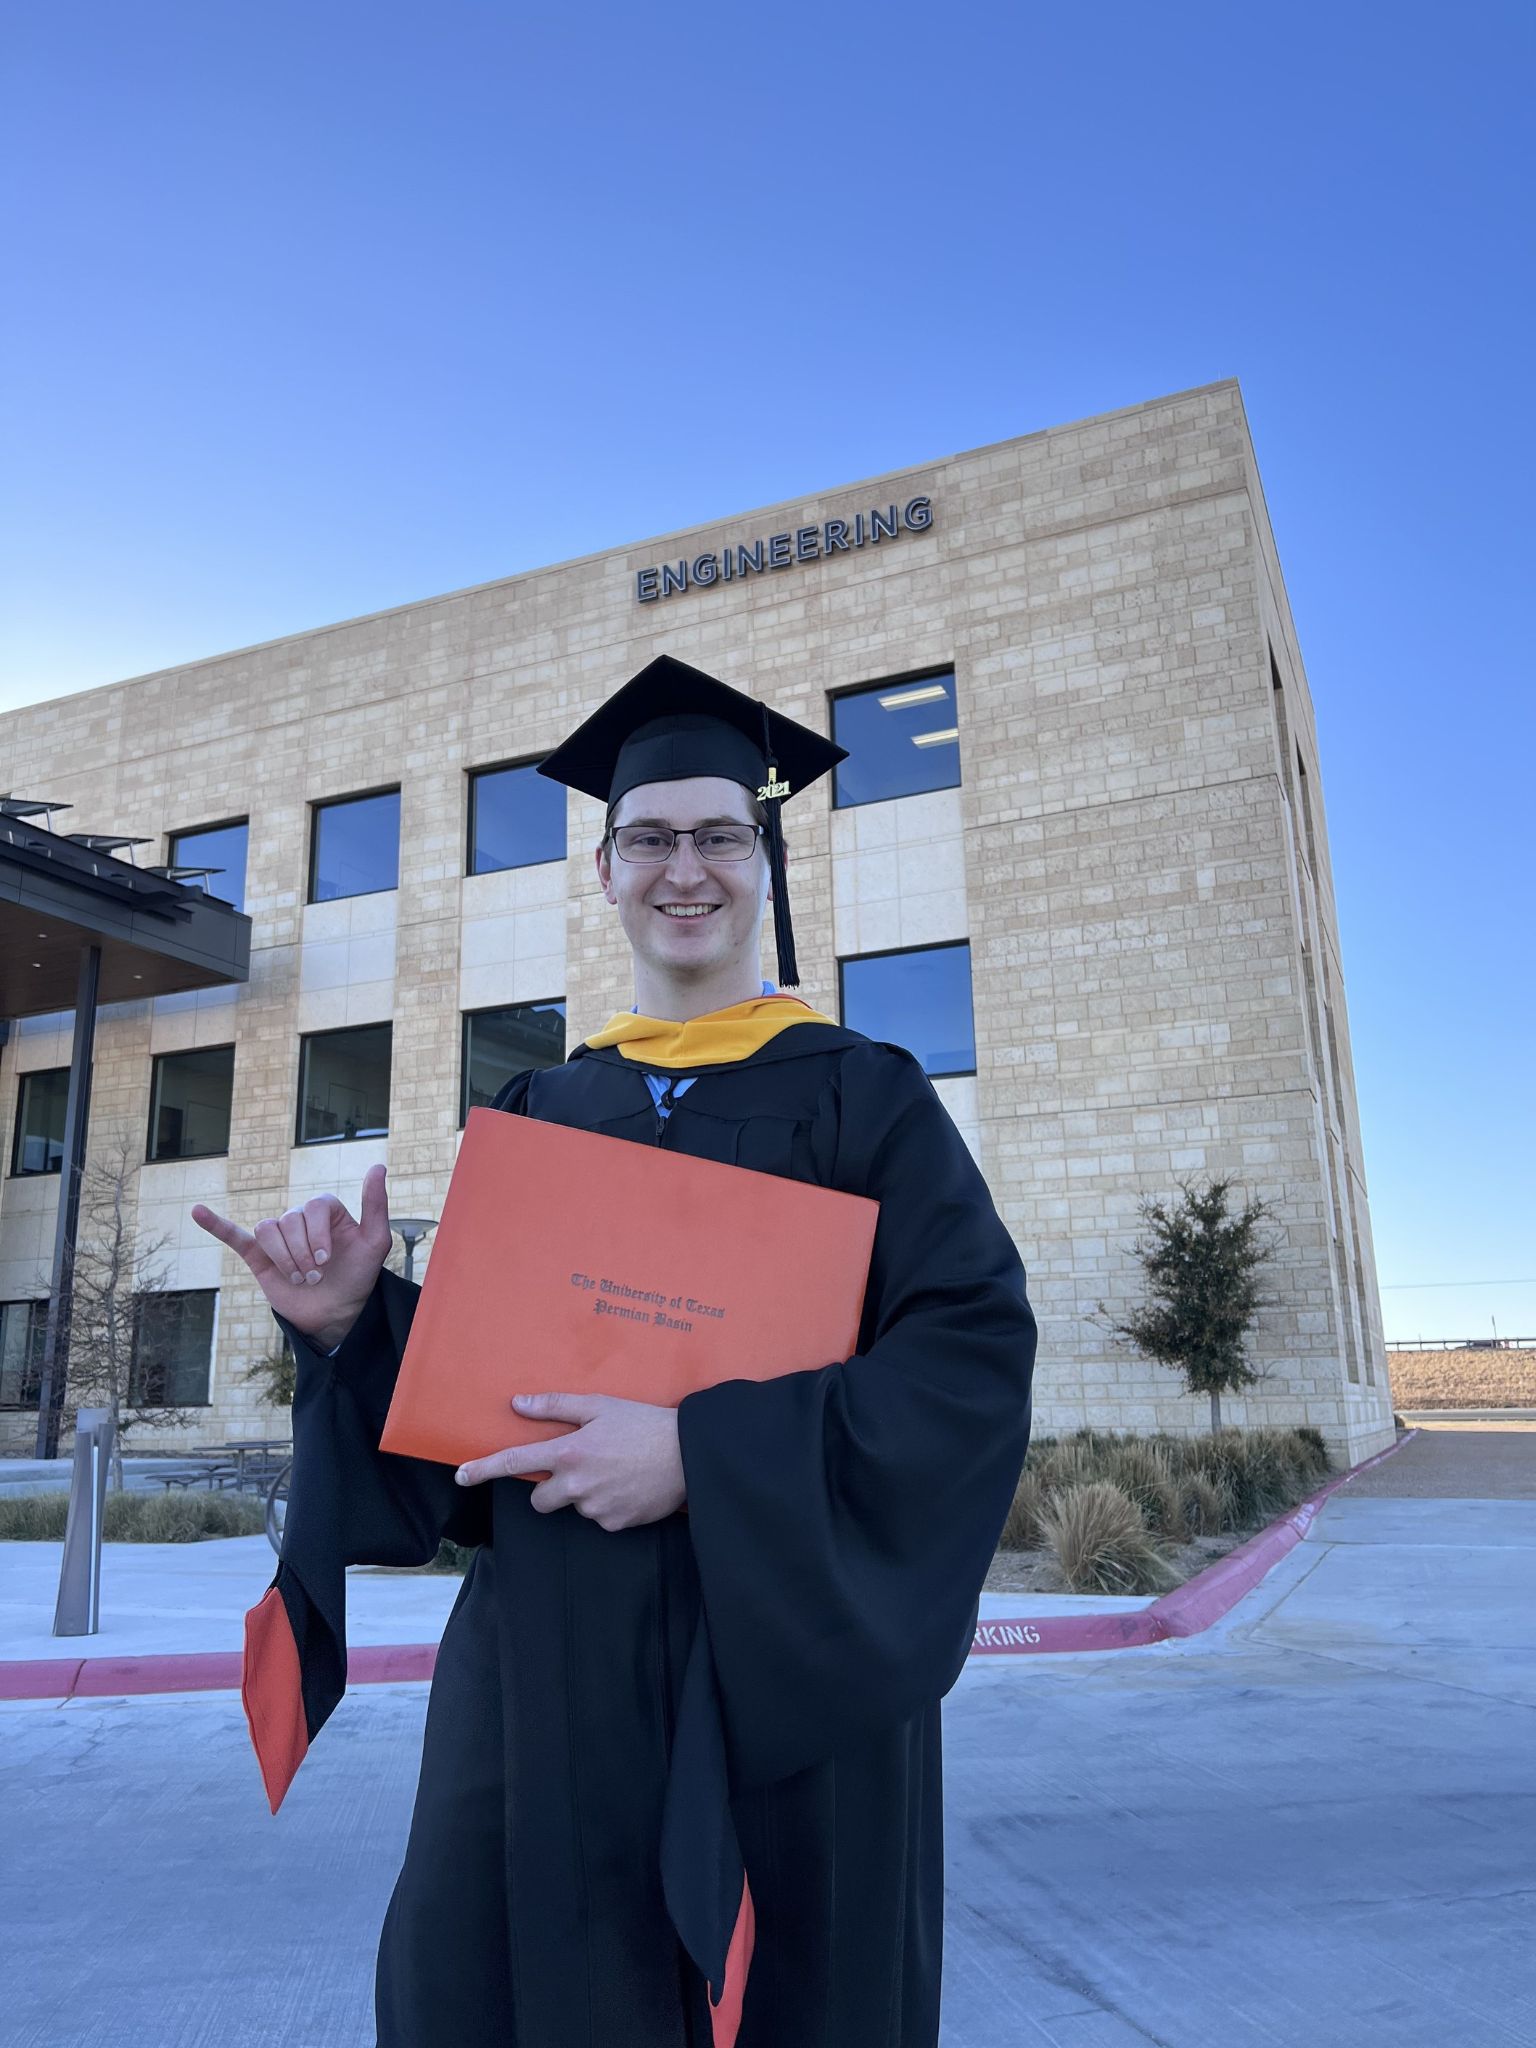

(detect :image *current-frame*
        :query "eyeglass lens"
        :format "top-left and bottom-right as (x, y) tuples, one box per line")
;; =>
(612, 825), (758, 862)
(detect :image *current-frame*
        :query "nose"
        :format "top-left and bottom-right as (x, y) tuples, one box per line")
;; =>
(661, 834), (711, 887)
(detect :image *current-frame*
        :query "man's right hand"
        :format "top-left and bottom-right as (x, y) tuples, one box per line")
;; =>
(191, 1163), (393, 1352)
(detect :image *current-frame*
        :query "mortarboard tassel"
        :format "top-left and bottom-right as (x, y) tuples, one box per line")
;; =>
(759, 706), (799, 989)
(764, 797), (798, 989)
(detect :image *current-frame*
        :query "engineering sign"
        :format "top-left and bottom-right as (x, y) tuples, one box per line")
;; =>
(636, 496), (935, 604)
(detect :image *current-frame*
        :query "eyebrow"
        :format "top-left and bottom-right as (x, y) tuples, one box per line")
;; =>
(619, 814), (755, 828)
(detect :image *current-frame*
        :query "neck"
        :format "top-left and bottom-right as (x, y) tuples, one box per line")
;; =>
(629, 957), (770, 1023)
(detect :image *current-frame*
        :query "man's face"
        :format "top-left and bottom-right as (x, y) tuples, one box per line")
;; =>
(595, 775), (770, 983)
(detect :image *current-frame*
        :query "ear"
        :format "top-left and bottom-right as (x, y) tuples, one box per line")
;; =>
(595, 840), (617, 905)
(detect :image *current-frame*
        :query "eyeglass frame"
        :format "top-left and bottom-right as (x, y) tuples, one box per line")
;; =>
(605, 822), (767, 864)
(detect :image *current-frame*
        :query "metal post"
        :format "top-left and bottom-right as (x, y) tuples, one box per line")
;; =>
(53, 1404), (115, 1636)
(34, 943), (101, 1461)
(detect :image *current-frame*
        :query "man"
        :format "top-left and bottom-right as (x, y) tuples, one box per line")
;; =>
(194, 655), (1036, 2048)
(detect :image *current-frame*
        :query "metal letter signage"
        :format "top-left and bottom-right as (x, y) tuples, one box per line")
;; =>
(636, 497), (935, 603)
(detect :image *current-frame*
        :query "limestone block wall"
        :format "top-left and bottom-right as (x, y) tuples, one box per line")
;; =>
(0, 380), (1393, 1461)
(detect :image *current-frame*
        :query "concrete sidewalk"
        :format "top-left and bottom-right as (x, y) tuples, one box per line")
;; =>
(0, 1536), (464, 1662)
(0, 1535), (1146, 1668)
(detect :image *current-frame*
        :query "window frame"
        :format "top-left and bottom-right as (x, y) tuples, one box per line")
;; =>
(128, 1287), (218, 1409)
(146, 1044), (236, 1164)
(459, 998), (568, 1126)
(836, 937), (978, 1079)
(295, 1022), (394, 1147)
(465, 755), (568, 877)
(307, 785), (402, 905)
(167, 816), (250, 912)
(0, 1298), (48, 1411)
(9, 1067), (74, 1179)
(827, 665), (961, 811)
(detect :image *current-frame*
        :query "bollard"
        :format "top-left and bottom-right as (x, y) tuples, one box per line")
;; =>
(53, 1406), (115, 1637)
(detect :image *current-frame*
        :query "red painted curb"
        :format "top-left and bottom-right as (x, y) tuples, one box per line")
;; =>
(0, 1641), (443, 1703)
(0, 1431), (1416, 1700)
(1, 1657), (85, 1700)
(970, 1427), (1417, 1658)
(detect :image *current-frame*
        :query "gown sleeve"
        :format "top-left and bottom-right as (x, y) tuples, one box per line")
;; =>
(241, 1071), (533, 1812)
(675, 1041), (1036, 1790)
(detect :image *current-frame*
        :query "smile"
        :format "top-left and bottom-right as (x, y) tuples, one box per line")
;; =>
(657, 905), (721, 919)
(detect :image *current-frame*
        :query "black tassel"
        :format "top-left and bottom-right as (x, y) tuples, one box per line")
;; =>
(760, 704), (798, 988)
(765, 798), (798, 988)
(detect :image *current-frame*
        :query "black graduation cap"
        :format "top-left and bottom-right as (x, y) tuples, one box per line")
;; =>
(537, 655), (845, 988)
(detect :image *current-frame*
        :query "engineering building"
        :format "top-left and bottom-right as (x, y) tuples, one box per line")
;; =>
(0, 381), (1394, 1463)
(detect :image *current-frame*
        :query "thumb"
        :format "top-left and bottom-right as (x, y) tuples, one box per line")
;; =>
(513, 1392), (601, 1426)
(357, 1162), (390, 1247)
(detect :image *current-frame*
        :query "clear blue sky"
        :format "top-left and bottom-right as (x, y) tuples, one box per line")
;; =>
(2, 2), (1531, 1343)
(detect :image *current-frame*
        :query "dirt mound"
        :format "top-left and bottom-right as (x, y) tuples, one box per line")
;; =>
(1387, 1348), (1536, 1410)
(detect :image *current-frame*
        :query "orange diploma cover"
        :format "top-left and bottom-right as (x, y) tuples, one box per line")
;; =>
(378, 1107), (880, 1467)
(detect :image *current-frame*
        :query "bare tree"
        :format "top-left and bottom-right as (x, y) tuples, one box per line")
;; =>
(1095, 1175), (1284, 1431)
(65, 1127), (200, 1488)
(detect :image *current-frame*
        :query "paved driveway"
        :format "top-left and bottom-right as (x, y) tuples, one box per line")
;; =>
(4, 1431), (1534, 2048)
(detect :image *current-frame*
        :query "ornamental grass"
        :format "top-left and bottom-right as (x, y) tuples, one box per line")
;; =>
(0, 1489), (266, 1542)
(1036, 1481), (1182, 1597)
(1001, 1423), (1334, 1590)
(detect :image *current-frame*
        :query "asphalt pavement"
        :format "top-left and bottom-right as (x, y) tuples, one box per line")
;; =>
(3, 1429), (1534, 2048)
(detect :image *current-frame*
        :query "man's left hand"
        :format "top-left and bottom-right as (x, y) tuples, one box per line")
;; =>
(454, 1393), (686, 1531)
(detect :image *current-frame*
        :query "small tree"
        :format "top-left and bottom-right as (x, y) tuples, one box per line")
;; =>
(1097, 1176), (1283, 1431)
(65, 1128), (200, 1488)
(240, 1336), (296, 1409)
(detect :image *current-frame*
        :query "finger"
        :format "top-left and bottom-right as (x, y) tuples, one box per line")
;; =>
(357, 1163), (390, 1250)
(190, 1204), (257, 1261)
(276, 1212), (319, 1282)
(253, 1219), (313, 1289)
(455, 1440), (569, 1487)
(527, 1476), (575, 1517)
(511, 1392), (604, 1426)
(191, 1205), (277, 1283)
(303, 1196), (339, 1273)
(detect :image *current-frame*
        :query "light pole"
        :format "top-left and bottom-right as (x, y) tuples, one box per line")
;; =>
(390, 1215), (439, 1285)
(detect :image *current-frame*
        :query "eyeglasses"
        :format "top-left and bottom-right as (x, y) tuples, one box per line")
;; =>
(609, 823), (764, 864)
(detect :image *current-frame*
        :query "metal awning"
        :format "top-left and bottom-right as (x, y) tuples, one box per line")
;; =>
(0, 805), (250, 1017)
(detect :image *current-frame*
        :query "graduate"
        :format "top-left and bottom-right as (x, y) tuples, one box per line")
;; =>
(197, 655), (1037, 2048)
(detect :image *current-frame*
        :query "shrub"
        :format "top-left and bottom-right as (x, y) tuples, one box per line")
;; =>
(1176, 1471), (1232, 1537)
(0, 1494), (69, 1540)
(1100, 1442), (1185, 1542)
(429, 1540), (478, 1574)
(999, 1470), (1050, 1551)
(1001, 1421), (1334, 1556)
(1292, 1422), (1329, 1464)
(0, 1489), (265, 1542)
(1038, 1482), (1181, 1597)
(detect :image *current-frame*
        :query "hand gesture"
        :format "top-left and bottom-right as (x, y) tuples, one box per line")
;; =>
(191, 1163), (394, 1349)
(454, 1392), (687, 1531)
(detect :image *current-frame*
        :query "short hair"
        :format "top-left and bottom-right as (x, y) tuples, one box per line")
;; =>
(603, 787), (769, 845)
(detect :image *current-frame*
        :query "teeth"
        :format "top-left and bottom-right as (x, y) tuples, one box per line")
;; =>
(660, 905), (718, 918)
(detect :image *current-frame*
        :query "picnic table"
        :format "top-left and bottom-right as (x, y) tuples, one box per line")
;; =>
(149, 1439), (292, 1494)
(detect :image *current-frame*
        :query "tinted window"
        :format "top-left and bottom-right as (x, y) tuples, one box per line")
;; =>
(170, 821), (249, 911)
(129, 1290), (217, 1406)
(839, 943), (976, 1077)
(148, 1046), (235, 1161)
(310, 791), (400, 902)
(831, 672), (960, 808)
(11, 1069), (71, 1176)
(461, 1002), (567, 1122)
(469, 763), (566, 874)
(0, 1300), (47, 1409)
(298, 1025), (392, 1143)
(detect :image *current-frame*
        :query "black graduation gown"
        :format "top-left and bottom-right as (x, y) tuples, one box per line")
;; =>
(258, 1023), (1036, 2048)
